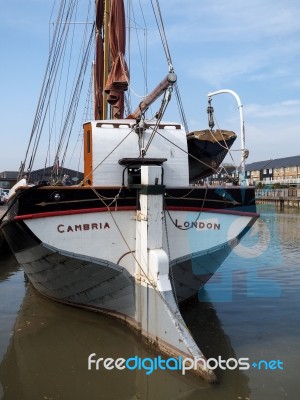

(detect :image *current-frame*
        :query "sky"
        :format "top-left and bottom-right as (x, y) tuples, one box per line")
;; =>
(1, 0), (300, 172)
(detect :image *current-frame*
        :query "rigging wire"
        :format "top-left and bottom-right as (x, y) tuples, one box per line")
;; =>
(66, 65), (94, 175)
(150, 0), (189, 132)
(174, 84), (189, 133)
(85, 185), (196, 341)
(54, 1), (79, 166)
(64, 66), (93, 175)
(45, 0), (61, 176)
(127, 0), (149, 109)
(56, 27), (94, 173)
(148, 126), (238, 182)
(142, 85), (173, 155)
(21, 0), (79, 180)
(54, 1), (94, 175)
(20, 0), (95, 182)
(150, 0), (172, 65)
(46, 2), (79, 178)
(79, 127), (135, 186)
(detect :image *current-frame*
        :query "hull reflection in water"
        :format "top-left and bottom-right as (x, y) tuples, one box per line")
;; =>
(0, 283), (250, 400)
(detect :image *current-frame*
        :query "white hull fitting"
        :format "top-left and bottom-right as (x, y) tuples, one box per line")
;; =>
(134, 166), (215, 381)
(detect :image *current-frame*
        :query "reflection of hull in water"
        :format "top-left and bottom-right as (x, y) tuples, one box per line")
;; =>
(0, 284), (201, 399)
(181, 297), (250, 390)
(0, 245), (19, 282)
(0, 283), (250, 400)
(0, 223), (12, 258)
(187, 129), (237, 182)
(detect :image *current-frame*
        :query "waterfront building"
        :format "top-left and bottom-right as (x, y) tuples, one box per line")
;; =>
(208, 155), (300, 186)
(0, 167), (83, 188)
(245, 155), (300, 185)
(0, 171), (19, 189)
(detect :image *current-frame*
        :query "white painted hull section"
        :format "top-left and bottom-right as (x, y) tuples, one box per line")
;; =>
(24, 209), (253, 276)
(164, 210), (253, 262)
(25, 211), (137, 276)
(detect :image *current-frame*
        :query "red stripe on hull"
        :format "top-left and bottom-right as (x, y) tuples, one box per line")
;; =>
(14, 205), (259, 221)
(166, 206), (260, 218)
(14, 206), (136, 220)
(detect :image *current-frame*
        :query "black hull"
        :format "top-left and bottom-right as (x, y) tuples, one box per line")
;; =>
(187, 130), (237, 182)
(4, 185), (256, 218)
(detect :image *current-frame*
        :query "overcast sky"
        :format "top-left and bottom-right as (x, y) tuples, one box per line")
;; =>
(1, 0), (300, 172)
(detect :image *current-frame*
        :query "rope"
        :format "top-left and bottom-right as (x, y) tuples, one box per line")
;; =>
(165, 187), (196, 199)
(152, 127), (235, 181)
(150, 0), (189, 132)
(127, 0), (149, 109)
(19, 0), (95, 183)
(55, 22), (94, 175)
(23, 0), (80, 180)
(164, 185), (209, 231)
(142, 85), (173, 155)
(150, 0), (172, 65)
(164, 185), (208, 304)
(174, 84), (189, 133)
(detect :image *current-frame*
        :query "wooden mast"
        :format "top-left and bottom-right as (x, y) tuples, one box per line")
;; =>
(102, 0), (110, 120)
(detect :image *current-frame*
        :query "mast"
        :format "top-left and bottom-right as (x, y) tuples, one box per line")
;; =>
(94, 0), (105, 120)
(103, 0), (129, 120)
(94, 0), (113, 121)
(102, 0), (110, 120)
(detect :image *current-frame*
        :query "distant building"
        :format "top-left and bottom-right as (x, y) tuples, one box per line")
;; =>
(0, 171), (19, 189)
(29, 166), (84, 185)
(207, 155), (300, 186)
(0, 171), (19, 179)
(244, 160), (273, 183)
(209, 165), (238, 185)
(0, 167), (84, 188)
(245, 155), (300, 185)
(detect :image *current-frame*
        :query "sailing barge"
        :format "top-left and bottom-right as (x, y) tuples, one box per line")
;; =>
(1, 0), (258, 381)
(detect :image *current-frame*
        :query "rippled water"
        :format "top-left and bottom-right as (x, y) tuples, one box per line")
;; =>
(0, 205), (299, 400)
